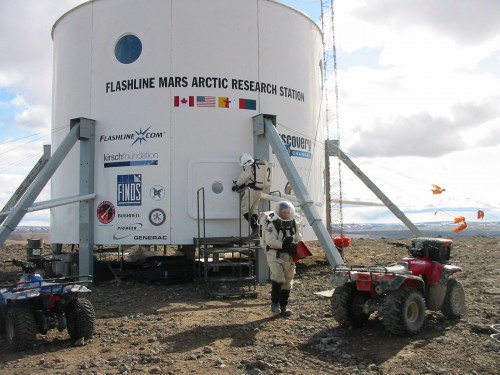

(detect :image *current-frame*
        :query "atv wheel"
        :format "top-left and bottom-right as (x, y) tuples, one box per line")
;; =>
(441, 278), (465, 319)
(66, 298), (96, 340)
(381, 287), (425, 336)
(6, 307), (37, 351)
(331, 282), (370, 328)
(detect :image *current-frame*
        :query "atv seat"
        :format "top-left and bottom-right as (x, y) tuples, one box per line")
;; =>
(379, 262), (409, 274)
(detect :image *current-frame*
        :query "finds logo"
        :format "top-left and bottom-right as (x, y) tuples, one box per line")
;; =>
(117, 174), (142, 206)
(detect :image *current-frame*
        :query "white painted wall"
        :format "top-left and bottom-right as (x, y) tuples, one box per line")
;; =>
(50, 0), (326, 245)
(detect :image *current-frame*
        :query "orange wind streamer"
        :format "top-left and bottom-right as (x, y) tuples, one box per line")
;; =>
(453, 216), (467, 233)
(431, 184), (446, 195)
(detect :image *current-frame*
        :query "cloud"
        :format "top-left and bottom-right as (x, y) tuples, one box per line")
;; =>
(0, 1), (85, 120)
(347, 95), (500, 157)
(349, 112), (463, 157)
(0, 1), (84, 147)
(452, 96), (500, 128)
(0, 3), (52, 104)
(473, 123), (500, 148)
(0, 95), (50, 133)
(337, 0), (500, 72)
(354, 0), (500, 46)
(14, 103), (51, 133)
(332, 0), (500, 167)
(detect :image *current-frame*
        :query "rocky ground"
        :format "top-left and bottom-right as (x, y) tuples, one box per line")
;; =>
(0, 236), (499, 374)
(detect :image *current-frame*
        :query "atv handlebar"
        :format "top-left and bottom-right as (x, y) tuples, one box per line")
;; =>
(8, 259), (38, 273)
(5, 258), (60, 273)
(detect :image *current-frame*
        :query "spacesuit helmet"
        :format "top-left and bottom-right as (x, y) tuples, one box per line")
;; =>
(240, 153), (254, 167)
(275, 201), (295, 221)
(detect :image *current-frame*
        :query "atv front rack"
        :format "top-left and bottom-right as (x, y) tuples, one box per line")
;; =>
(332, 263), (422, 293)
(333, 263), (410, 278)
(1, 275), (93, 294)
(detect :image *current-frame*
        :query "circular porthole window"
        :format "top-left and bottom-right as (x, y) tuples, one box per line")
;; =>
(115, 34), (142, 64)
(211, 181), (224, 195)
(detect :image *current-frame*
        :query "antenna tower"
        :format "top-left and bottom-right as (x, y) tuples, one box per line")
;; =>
(321, 0), (344, 238)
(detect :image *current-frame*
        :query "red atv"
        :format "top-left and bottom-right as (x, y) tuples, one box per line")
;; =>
(331, 237), (465, 336)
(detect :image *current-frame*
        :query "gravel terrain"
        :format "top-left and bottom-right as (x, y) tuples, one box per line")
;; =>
(0, 236), (499, 374)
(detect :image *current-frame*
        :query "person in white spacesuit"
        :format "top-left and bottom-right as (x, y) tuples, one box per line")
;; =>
(232, 153), (263, 238)
(263, 200), (302, 317)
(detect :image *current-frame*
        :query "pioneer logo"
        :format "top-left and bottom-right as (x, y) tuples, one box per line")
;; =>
(112, 222), (144, 240)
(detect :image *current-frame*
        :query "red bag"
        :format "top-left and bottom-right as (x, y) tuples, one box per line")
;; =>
(292, 241), (313, 263)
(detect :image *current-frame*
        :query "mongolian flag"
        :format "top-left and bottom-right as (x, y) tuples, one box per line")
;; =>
(239, 98), (257, 110)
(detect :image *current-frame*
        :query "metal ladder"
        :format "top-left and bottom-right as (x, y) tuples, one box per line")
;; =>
(195, 187), (259, 299)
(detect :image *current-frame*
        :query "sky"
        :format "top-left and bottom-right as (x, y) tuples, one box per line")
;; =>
(0, 0), (499, 228)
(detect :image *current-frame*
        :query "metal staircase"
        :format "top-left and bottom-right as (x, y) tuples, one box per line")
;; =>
(195, 187), (259, 299)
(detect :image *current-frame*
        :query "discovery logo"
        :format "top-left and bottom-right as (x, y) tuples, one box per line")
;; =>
(280, 133), (312, 159)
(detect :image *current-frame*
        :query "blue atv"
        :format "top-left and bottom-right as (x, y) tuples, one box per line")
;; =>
(0, 259), (95, 351)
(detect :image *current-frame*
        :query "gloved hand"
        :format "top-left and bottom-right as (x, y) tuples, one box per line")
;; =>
(232, 180), (240, 192)
(282, 236), (297, 256)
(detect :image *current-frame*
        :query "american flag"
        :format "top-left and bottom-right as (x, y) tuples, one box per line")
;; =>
(196, 96), (216, 107)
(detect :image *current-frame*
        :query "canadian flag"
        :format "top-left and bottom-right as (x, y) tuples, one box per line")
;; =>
(174, 96), (194, 107)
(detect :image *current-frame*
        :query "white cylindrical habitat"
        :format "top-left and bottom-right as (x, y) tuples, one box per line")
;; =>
(50, 0), (326, 245)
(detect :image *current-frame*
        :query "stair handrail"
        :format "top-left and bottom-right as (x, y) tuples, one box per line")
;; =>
(239, 187), (254, 248)
(196, 187), (206, 279)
